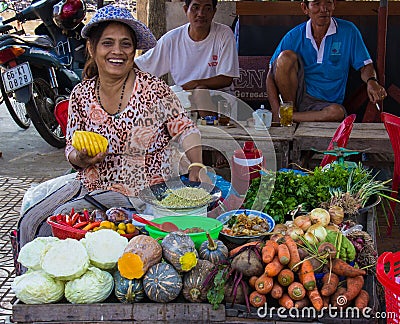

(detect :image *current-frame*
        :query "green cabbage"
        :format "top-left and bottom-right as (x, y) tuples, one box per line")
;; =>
(65, 266), (114, 304)
(41, 238), (90, 281)
(17, 237), (59, 271)
(12, 270), (64, 304)
(82, 229), (128, 270)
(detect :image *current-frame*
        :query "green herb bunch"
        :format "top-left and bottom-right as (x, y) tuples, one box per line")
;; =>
(244, 164), (368, 224)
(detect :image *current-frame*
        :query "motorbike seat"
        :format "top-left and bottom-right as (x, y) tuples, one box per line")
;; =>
(0, 25), (13, 34)
(17, 35), (55, 48)
(1, 34), (55, 49)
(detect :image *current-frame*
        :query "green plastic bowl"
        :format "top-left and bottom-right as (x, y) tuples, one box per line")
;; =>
(145, 216), (223, 249)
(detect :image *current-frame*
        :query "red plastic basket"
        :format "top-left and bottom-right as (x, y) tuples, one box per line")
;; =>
(377, 251), (400, 324)
(47, 215), (137, 240)
(47, 215), (87, 240)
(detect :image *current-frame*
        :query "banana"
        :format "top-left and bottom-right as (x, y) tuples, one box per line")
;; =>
(71, 131), (108, 157)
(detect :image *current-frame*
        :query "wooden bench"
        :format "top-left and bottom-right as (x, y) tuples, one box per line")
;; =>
(292, 122), (392, 166)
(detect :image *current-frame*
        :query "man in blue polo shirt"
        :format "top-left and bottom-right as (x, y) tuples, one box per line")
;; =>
(266, 0), (387, 122)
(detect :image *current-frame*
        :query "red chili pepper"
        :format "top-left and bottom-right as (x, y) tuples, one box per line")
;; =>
(82, 221), (101, 231)
(70, 207), (75, 217)
(73, 221), (89, 229)
(83, 209), (90, 222)
(55, 214), (63, 223)
(71, 213), (80, 226)
(65, 214), (72, 226)
(58, 220), (70, 227)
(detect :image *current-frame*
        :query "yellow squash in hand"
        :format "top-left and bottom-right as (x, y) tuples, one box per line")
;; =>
(72, 131), (108, 157)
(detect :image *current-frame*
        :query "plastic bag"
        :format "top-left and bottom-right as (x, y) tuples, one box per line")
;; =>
(21, 173), (77, 216)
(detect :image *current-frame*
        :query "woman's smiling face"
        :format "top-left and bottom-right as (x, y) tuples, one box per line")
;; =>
(92, 22), (136, 79)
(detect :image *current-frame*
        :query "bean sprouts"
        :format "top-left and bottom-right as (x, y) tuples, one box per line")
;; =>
(156, 187), (212, 208)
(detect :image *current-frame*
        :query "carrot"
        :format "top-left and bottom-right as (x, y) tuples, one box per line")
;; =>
(262, 240), (278, 264)
(284, 236), (301, 272)
(229, 241), (261, 257)
(70, 212), (80, 226)
(82, 221), (101, 231)
(249, 290), (267, 308)
(287, 282), (306, 301)
(255, 274), (274, 294)
(270, 281), (284, 299)
(279, 293), (294, 309)
(73, 221), (89, 229)
(331, 258), (366, 277)
(320, 272), (339, 297)
(277, 268), (294, 287)
(278, 243), (290, 265)
(265, 255), (284, 277)
(248, 276), (258, 290)
(354, 289), (369, 310)
(295, 298), (310, 309)
(322, 295), (330, 309)
(331, 287), (349, 309)
(344, 275), (364, 302)
(270, 233), (284, 242)
(307, 287), (323, 311)
(299, 260), (316, 291)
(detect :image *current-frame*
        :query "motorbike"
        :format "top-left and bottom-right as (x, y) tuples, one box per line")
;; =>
(0, 0), (86, 147)
(0, 1), (31, 129)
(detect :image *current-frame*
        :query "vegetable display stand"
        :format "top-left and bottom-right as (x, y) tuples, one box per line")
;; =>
(225, 274), (379, 323)
(12, 302), (226, 323)
(377, 251), (400, 324)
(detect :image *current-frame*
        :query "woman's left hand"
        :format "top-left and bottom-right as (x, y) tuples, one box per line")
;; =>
(188, 166), (212, 184)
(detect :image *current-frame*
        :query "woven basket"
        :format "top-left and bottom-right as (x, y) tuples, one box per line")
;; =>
(47, 215), (137, 240)
(47, 216), (87, 240)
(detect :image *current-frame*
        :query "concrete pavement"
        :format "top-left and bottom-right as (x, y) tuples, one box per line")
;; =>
(0, 102), (70, 179)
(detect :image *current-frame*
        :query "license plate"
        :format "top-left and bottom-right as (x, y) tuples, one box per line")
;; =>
(1, 62), (33, 93)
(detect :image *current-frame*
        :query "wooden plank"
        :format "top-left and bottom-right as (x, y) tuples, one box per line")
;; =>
(236, 1), (400, 16)
(292, 122), (391, 165)
(12, 302), (226, 323)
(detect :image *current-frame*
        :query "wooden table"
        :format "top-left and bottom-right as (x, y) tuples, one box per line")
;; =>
(292, 122), (392, 166)
(198, 122), (296, 170)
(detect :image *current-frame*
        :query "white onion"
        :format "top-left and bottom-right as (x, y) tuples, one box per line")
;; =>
(306, 224), (327, 242)
(304, 232), (318, 245)
(286, 226), (304, 241)
(310, 208), (330, 227)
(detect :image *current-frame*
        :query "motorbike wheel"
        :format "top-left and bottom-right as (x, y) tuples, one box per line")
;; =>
(25, 77), (66, 148)
(0, 75), (31, 129)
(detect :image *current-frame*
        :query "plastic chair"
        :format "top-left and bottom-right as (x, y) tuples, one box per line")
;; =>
(320, 114), (357, 167)
(381, 112), (400, 235)
(54, 99), (69, 136)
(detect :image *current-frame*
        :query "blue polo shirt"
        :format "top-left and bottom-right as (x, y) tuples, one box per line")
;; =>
(270, 18), (372, 104)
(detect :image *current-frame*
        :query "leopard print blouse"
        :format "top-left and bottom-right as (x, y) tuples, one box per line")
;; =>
(65, 69), (199, 197)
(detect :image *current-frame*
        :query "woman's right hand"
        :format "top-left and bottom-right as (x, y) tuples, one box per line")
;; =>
(69, 148), (106, 169)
